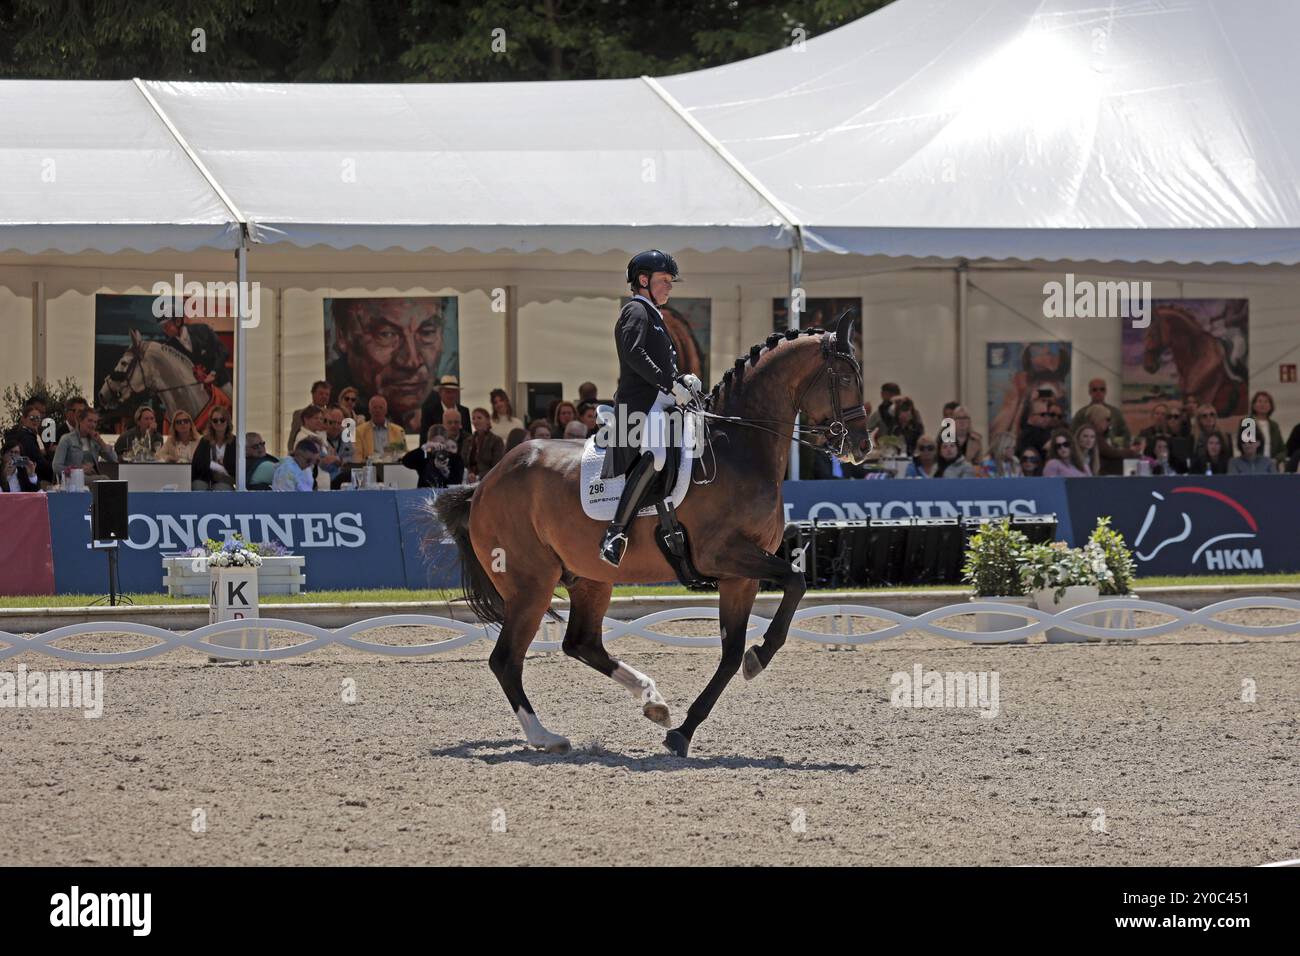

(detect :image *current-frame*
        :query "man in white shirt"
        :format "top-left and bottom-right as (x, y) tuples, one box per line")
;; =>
(272, 438), (322, 492)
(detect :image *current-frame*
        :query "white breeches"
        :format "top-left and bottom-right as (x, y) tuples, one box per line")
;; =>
(640, 391), (675, 472)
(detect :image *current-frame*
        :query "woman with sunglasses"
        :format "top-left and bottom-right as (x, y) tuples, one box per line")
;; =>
(904, 435), (941, 477)
(1193, 404), (1232, 458)
(161, 413), (199, 463)
(1018, 448), (1043, 477)
(337, 387), (365, 425)
(1042, 429), (1090, 477)
(191, 412), (237, 490)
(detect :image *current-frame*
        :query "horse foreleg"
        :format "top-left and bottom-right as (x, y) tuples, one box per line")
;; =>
(697, 540), (805, 681)
(664, 577), (757, 757)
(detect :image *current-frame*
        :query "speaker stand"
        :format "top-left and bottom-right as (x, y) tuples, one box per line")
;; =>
(87, 539), (133, 608)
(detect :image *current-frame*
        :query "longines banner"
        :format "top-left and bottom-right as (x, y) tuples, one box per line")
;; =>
(1066, 476), (1300, 577)
(45, 491), (459, 594)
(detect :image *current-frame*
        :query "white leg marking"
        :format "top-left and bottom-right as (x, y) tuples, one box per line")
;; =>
(515, 706), (570, 753)
(614, 662), (672, 727)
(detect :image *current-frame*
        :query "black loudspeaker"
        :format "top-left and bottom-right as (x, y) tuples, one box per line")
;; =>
(91, 479), (130, 541)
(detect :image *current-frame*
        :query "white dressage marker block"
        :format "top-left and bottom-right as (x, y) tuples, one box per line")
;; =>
(208, 567), (264, 653)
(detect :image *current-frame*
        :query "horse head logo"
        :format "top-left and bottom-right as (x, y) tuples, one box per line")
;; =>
(1132, 487), (1259, 566)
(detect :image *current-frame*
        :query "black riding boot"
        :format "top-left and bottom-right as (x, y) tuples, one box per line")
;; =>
(599, 452), (660, 567)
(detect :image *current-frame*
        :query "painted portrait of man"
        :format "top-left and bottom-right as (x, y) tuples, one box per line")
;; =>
(324, 296), (459, 432)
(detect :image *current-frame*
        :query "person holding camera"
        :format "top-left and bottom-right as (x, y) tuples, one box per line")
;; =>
(402, 424), (465, 488)
(1, 435), (40, 492)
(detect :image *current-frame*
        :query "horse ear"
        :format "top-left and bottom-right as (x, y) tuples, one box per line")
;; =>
(130, 328), (143, 348)
(834, 309), (856, 353)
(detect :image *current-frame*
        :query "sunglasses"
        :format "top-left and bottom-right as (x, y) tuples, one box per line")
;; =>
(174, 418), (192, 425)
(917, 443), (936, 451)
(211, 418), (228, 425)
(1020, 455), (1040, 462)
(1055, 441), (1071, 449)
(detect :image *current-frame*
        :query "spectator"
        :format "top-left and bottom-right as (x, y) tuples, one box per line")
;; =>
(321, 405), (352, 487)
(1, 434), (40, 492)
(576, 381), (600, 405)
(866, 382), (902, 434)
(505, 427), (527, 452)
(489, 388), (524, 442)
(402, 425), (465, 487)
(115, 405), (165, 459)
(57, 396), (88, 443)
(1072, 379), (1132, 444)
(354, 396), (407, 462)
(577, 402), (600, 438)
(1016, 398), (1053, 457)
(160, 412), (199, 463)
(1146, 435), (1185, 475)
(1228, 433), (1275, 475)
(466, 407), (506, 482)
(886, 397), (923, 456)
(1073, 424), (1102, 476)
(936, 439), (977, 478)
(1138, 402), (1170, 444)
(1247, 391), (1285, 465)
(1084, 404), (1144, 475)
(441, 407), (467, 458)
(564, 420), (588, 439)
(337, 386), (365, 425)
(1190, 432), (1231, 475)
(1018, 448), (1043, 477)
(52, 406), (117, 480)
(1042, 430), (1090, 477)
(527, 419), (553, 440)
(14, 401), (54, 483)
(1163, 404), (1195, 467)
(981, 432), (1021, 478)
(419, 375), (471, 442)
(191, 411), (236, 491)
(272, 438), (321, 491)
(245, 432), (279, 490)
(940, 401), (959, 422)
(904, 435), (940, 478)
(1193, 405), (1232, 457)
(551, 400), (578, 437)
(287, 381), (331, 452)
(293, 405), (333, 488)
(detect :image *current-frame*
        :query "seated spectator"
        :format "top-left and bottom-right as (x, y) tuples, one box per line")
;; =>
(272, 438), (322, 491)
(551, 401), (578, 437)
(191, 411), (236, 491)
(981, 432), (1021, 478)
(950, 406), (982, 462)
(489, 388), (525, 442)
(337, 386), (365, 425)
(419, 375), (471, 441)
(52, 406), (117, 480)
(886, 397), (923, 456)
(866, 383), (902, 435)
(1042, 429), (1091, 477)
(114, 405), (165, 459)
(160, 412), (199, 463)
(526, 419), (553, 440)
(14, 401), (55, 484)
(1146, 435), (1185, 475)
(564, 421), (588, 439)
(321, 405), (352, 488)
(505, 427), (527, 451)
(56, 396), (88, 443)
(402, 425), (465, 488)
(904, 435), (940, 478)
(441, 407), (468, 459)
(1016, 399), (1053, 458)
(354, 396), (407, 461)
(1138, 403), (1170, 443)
(937, 439), (977, 478)
(575, 381), (599, 406)
(1084, 404), (1145, 475)
(1193, 405), (1232, 458)
(577, 402), (600, 437)
(1073, 423), (1101, 475)
(1072, 379), (1131, 444)
(1, 434), (40, 492)
(245, 432), (279, 490)
(1228, 433), (1276, 475)
(293, 405), (331, 488)
(1190, 432), (1231, 475)
(1163, 405), (1194, 467)
(287, 380), (331, 452)
(466, 407), (506, 482)
(1018, 448), (1043, 477)
(1248, 391), (1285, 465)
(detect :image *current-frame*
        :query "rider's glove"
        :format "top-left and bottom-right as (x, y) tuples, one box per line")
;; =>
(671, 374), (701, 404)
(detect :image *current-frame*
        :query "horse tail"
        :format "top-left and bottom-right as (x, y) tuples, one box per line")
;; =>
(427, 486), (506, 627)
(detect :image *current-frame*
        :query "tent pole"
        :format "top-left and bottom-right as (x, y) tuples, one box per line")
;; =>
(31, 278), (46, 384)
(235, 238), (249, 491)
(788, 237), (804, 481)
(505, 285), (519, 407)
(955, 259), (969, 406)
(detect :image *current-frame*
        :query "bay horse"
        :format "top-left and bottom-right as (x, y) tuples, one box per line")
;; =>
(99, 328), (232, 431)
(432, 311), (872, 757)
(1142, 304), (1246, 416)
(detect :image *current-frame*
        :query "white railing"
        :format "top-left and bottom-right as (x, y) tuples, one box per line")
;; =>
(2, 597), (1298, 664)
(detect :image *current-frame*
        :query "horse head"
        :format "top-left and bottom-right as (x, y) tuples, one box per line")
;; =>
(797, 310), (872, 465)
(99, 332), (149, 408)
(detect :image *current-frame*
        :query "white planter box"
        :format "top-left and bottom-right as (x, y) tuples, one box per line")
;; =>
(163, 555), (306, 597)
(1034, 585), (1101, 643)
(969, 595), (1035, 643)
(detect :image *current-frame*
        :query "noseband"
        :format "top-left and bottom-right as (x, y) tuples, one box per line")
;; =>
(793, 332), (866, 457)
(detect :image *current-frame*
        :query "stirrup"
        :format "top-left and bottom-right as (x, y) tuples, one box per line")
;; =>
(599, 529), (629, 567)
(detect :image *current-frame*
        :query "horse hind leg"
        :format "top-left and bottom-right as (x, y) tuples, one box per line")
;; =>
(490, 588), (570, 754)
(561, 578), (671, 727)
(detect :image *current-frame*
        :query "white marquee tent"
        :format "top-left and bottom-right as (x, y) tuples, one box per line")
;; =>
(3, 0), (1297, 485)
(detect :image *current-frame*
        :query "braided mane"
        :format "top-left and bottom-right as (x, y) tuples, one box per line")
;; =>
(704, 326), (830, 412)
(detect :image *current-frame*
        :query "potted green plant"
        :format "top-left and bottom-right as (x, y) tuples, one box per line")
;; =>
(1020, 540), (1110, 643)
(1084, 517), (1138, 634)
(962, 519), (1034, 641)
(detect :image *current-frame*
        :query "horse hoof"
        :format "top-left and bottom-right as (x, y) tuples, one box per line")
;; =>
(530, 737), (571, 754)
(742, 647), (764, 681)
(643, 700), (672, 727)
(663, 730), (690, 757)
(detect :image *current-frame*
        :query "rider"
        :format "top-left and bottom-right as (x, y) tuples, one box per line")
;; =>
(598, 250), (701, 567)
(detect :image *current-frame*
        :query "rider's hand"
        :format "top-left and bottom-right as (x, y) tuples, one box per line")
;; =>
(671, 380), (694, 405)
(678, 373), (702, 393)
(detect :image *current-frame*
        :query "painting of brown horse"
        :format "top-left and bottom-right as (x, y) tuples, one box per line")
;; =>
(1141, 301), (1248, 417)
(431, 311), (872, 758)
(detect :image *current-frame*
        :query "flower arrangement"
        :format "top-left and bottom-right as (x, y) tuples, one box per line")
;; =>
(183, 534), (292, 567)
(1088, 517), (1136, 596)
(961, 519), (1030, 597)
(1018, 539), (1114, 601)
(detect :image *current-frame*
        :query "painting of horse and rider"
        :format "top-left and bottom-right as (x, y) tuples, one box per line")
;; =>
(1122, 298), (1248, 436)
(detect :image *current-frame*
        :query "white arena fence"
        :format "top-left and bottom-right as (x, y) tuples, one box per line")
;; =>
(2, 598), (1299, 664)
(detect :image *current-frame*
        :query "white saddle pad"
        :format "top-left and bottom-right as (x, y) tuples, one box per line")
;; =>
(580, 408), (701, 521)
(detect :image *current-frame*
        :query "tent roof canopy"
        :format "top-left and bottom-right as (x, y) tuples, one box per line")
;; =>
(3, 0), (1297, 265)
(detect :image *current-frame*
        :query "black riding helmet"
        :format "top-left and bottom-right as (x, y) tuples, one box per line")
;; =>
(626, 249), (682, 291)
